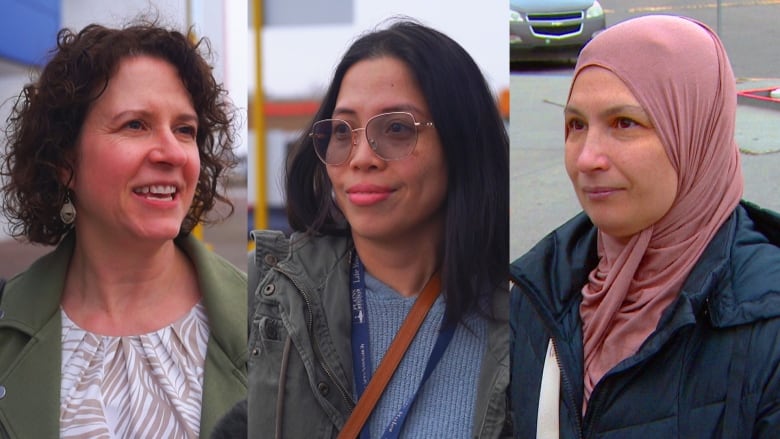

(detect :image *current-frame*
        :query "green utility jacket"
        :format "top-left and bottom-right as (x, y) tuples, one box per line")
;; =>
(247, 231), (512, 438)
(0, 233), (247, 439)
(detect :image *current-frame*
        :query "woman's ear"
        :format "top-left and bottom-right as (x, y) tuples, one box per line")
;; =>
(58, 155), (76, 189)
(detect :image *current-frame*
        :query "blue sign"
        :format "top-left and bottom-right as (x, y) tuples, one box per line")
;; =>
(0, 0), (60, 67)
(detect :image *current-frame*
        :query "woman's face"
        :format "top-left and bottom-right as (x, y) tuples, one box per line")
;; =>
(564, 66), (678, 241)
(326, 56), (448, 245)
(70, 55), (200, 243)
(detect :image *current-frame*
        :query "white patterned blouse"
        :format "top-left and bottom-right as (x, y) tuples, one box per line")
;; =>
(59, 302), (209, 438)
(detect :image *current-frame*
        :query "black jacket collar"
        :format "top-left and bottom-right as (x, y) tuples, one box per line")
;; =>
(511, 201), (780, 334)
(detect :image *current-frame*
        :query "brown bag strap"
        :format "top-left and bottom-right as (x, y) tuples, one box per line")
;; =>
(337, 272), (442, 439)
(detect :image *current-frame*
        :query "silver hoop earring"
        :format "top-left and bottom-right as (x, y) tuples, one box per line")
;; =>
(60, 193), (76, 225)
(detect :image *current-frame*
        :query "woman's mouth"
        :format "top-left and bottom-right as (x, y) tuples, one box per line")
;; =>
(133, 184), (178, 201)
(346, 184), (394, 206)
(582, 186), (621, 200)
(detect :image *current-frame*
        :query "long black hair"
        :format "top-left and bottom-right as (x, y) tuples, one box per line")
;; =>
(285, 19), (508, 324)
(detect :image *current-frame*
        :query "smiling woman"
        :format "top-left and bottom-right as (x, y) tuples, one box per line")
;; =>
(325, 56), (448, 256)
(0, 21), (247, 438)
(73, 56), (202, 243)
(230, 18), (511, 439)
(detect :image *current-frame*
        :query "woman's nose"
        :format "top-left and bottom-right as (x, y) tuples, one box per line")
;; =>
(347, 127), (383, 170)
(575, 129), (610, 172)
(148, 129), (190, 167)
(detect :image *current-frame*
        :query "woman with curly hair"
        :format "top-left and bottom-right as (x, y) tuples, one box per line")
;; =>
(0, 21), (246, 438)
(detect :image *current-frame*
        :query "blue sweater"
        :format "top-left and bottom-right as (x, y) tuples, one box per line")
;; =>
(364, 274), (487, 438)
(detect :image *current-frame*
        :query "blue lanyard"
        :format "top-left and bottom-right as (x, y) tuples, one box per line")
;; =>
(349, 254), (456, 439)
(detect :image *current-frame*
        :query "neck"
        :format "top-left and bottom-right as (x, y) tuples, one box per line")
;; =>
(60, 234), (200, 335)
(353, 233), (442, 297)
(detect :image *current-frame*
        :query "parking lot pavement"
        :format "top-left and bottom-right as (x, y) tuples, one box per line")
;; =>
(510, 73), (780, 260)
(0, 186), (248, 278)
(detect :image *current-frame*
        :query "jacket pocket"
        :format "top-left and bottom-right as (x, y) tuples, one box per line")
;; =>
(248, 307), (291, 438)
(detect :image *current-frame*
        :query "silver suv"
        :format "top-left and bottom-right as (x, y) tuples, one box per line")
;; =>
(510, 0), (606, 63)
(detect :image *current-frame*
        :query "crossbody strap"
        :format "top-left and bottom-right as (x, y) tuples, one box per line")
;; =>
(337, 272), (441, 439)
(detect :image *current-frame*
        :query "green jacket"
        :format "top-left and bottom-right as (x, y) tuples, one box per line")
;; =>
(247, 231), (511, 438)
(0, 233), (248, 439)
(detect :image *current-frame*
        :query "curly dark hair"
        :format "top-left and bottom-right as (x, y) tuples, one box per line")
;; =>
(1, 20), (237, 245)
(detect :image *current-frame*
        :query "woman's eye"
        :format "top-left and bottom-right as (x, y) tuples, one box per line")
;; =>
(177, 125), (197, 138)
(333, 123), (351, 138)
(383, 121), (414, 137)
(566, 119), (585, 131)
(126, 120), (144, 130)
(615, 117), (638, 129)
(388, 122), (408, 132)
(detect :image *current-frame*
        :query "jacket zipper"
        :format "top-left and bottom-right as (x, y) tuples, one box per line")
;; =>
(277, 268), (355, 411)
(512, 274), (584, 438)
(550, 337), (585, 439)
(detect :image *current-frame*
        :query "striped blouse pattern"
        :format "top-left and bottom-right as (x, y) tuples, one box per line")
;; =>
(59, 303), (209, 438)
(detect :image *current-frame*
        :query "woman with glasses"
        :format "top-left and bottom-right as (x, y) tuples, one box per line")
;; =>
(241, 19), (510, 438)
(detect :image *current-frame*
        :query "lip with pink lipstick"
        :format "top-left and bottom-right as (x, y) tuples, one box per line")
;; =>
(132, 183), (180, 205)
(345, 183), (394, 206)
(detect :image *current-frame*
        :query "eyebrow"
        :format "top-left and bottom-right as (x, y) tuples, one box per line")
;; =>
(176, 113), (199, 125)
(332, 103), (427, 118)
(111, 109), (199, 124)
(564, 104), (648, 119)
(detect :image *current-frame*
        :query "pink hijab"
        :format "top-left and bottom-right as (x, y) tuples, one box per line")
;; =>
(570, 15), (744, 402)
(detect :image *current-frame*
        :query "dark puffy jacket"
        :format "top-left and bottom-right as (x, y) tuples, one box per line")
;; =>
(510, 202), (780, 438)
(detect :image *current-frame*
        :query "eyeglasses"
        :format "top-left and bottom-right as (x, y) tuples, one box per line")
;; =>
(309, 111), (434, 165)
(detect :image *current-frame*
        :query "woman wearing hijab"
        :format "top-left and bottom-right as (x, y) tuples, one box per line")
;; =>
(243, 19), (510, 439)
(509, 15), (780, 437)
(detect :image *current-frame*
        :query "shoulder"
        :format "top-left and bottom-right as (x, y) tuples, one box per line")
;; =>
(740, 200), (780, 245)
(0, 245), (65, 437)
(702, 203), (780, 436)
(176, 234), (246, 290)
(250, 230), (351, 281)
(703, 202), (780, 326)
(173, 235), (248, 370)
(510, 212), (596, 282)
(1, 238), (72, 334)
(248, 231), (352, 321)
(510, 212), (597, 318)
(732, 202), (780, 266)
